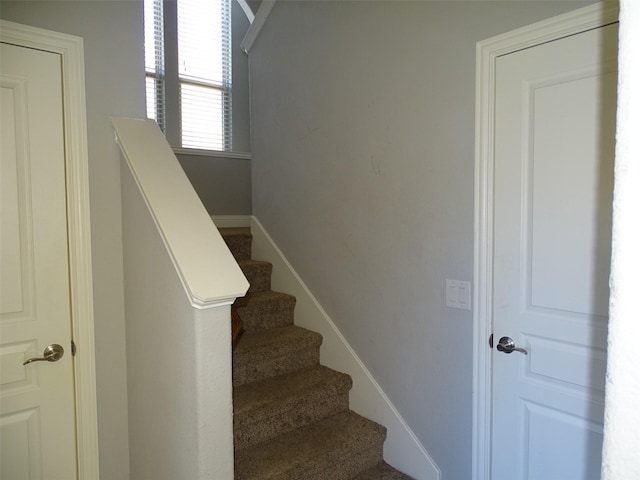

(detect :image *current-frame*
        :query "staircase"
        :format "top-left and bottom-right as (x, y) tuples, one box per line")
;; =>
(221, 228), (414, 480)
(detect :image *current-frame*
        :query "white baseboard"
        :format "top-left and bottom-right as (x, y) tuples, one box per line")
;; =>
(211, 215), (440, 479)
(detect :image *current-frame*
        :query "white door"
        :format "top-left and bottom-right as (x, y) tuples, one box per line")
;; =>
(491, 24), (617, 479)
(1, 42), (78, 479)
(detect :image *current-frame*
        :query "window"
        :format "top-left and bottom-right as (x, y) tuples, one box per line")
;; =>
(144, 0), (165, 130)
(144, 0), (232, 152)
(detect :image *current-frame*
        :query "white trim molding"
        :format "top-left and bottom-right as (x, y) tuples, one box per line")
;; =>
(173, 146), (251, 160)
(472, 3), (619, 480)
(241, 0), (276, 54)
(113, 117), (249, 309)
(236, 0), (255, 24)
(0, 19), (99, 479)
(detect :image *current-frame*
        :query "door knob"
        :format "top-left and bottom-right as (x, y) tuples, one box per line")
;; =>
(496, 336), (528, 355)
(23, 344), (64, 365)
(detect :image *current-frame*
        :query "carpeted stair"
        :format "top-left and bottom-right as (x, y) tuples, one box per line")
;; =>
(220, 227), (414, 480)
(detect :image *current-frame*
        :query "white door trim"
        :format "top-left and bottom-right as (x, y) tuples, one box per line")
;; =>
(1, 20), (99, 478)
(472, 3), (618, 480)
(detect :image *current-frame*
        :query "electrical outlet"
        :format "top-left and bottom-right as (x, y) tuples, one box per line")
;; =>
(446, 279), (472, 310)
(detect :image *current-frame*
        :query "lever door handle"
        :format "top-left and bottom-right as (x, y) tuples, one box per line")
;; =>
(496, 336), (528, 355)
(23, 344), (64, 365)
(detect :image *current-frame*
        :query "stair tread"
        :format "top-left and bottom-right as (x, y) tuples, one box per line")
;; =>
(234, 365), (351, 417)
(351, 462), (415, 480)
(219, 227), (252, 261)
(235, 411), (386, 480)
(233, 289), (295, 307)
(234, 325), (322, 359)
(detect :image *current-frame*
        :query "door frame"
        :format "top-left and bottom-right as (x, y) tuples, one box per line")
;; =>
(1, 20), (99, 478)
(472, 3), (618, 480)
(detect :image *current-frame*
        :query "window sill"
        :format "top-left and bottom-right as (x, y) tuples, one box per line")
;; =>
(172, 147), (251, 160)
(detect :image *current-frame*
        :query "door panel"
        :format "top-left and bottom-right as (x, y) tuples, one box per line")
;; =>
(1, 42), (78, 480)
(491, 24), (617, 480)
(529, 69), (615, 318)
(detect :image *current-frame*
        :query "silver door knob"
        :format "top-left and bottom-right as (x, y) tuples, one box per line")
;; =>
(23, 344), (64, 365)
(496, 336), (528, 355)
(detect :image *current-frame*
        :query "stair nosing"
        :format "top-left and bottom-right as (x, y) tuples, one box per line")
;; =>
(237, 258), (272, 267)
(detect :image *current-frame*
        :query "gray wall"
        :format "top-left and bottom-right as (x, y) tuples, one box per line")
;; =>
(232, 0), (251, 153)
(248, 2), (594, 479)
(1, 2), (145, 478)
(176, 153), (251, 214)
(171, 0), (253, 214)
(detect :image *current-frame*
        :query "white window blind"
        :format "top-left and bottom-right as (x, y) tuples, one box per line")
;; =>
(144, 0), (165, 131)
(144, 0), (232, 152)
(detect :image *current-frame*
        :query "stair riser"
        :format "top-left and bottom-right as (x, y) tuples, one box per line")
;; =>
(240, 263), (272, 293)
(222, 235), (252, 262)
(353, 462), (415, 480)
(234, 434), (385, 480)
(319, 442), (386, 480)
(235, 392), (350, 450)
(235, 298), (295, 333)
(233, 347), (320, 387)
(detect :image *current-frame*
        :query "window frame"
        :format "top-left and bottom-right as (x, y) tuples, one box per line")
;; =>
(144, 0), (233, 153)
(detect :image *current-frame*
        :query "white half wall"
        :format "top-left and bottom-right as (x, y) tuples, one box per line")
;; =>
(123, 168), (234, 480)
